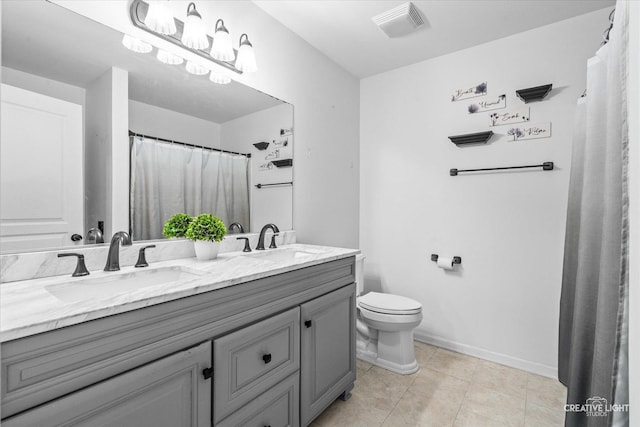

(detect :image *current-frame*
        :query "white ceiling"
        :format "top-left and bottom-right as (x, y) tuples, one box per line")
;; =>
(1, 1), (284, 123)
(253, 0), (614, 78)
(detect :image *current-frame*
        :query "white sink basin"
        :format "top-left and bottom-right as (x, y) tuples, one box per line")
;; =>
(242, 247), (324, 262)
(46, 266), (207, 303)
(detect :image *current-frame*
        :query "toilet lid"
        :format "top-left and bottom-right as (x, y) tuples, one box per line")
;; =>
(358, 292), (422, 315)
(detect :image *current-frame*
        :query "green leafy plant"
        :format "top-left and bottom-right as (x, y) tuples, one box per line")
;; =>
(162, 213), (194, 238)
(185, 214), (227, 242)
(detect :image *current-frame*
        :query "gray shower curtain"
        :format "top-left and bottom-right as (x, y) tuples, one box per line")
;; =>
(558, 2), (629, 426)
(130, 136), (250, 240)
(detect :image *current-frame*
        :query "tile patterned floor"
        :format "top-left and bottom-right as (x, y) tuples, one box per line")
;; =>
(311, 342), (567, 427)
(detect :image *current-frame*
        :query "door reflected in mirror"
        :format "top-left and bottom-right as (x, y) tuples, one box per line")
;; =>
(0, 0), (293, 254)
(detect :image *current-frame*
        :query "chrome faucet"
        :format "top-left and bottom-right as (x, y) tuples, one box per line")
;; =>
(256, 224), (279, 250)
(104, 231), (132, 271)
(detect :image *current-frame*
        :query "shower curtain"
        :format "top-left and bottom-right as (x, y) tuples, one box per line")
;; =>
(558, 2), (629, 426)
(130, 136), (250, 240)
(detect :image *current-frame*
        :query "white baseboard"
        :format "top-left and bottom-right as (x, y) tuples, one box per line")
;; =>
(413, 331), (558, 379)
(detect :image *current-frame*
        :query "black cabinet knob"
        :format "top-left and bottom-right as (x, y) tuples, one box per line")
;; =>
(71, 233), (83, 242)
(262, 353), (272, 364)
(304, 320), (312, 328)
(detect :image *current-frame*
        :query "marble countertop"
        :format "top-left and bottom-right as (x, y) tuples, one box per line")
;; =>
(1, 244), (359, 343)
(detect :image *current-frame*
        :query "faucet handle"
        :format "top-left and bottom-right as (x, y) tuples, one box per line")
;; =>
(135, 245), (156, 268)
(58, 253), (90, 277)
(269, 233), (279, 249)
(236, 237), (252, 252)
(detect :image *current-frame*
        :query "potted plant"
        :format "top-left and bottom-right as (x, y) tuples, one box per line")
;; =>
(185, 214), (227, 261)
(162, 213), (193, 239)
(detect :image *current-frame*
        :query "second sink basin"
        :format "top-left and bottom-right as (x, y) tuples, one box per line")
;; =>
(242, 247), (324, 262)
(46, 266), (208, 303)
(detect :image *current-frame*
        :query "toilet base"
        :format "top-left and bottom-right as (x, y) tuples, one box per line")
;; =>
(357, 350), (419, 375)
(356, 329), (420, 375)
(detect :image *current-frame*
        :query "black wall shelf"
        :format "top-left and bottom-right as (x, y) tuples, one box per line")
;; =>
(271, 159), (293, 168)
(516, 84), (552, 103)
(448, 131), (494, 146)
(253, 141), (270, 150)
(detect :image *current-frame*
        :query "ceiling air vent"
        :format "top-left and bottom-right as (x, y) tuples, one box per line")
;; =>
(372, 2), (424, 38)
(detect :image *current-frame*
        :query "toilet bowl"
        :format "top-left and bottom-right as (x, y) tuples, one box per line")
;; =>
(355, 255), (423, 374)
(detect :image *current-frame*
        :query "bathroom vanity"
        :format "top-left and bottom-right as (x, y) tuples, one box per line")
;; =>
(0, 245), (358, 426)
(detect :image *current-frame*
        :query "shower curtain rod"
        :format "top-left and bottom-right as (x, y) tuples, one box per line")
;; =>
(129, 131), (251, 158)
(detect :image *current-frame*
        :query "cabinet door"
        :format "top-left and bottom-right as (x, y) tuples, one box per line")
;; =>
(300, 284), (356, 426)
(2, 341), (212, 427)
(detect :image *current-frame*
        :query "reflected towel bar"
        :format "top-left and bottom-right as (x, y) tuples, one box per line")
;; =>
(450, 162), (553, 176)
(255, 182), (293, 189)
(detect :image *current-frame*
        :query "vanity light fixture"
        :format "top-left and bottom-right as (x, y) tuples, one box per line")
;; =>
(157, 49), (183, 65)
(210, 19), (235, 62)
(128, 0), (258, 78)
(209, 70), (231, 85)
(144, 0), (176, 35)
(235, 34), (257, 73)
(185, 60), (208, 75)
(122, 34), (153, 53)
(181, 2), (209, 50)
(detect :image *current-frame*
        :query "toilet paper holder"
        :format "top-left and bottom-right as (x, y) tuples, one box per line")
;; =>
(431, 254), (462, 265)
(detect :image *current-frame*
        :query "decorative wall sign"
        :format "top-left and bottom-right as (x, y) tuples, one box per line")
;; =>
(468, 94), (506, 114)
(507, 122), (551, 141)
(265, 149), (280, 160)
(258, 162), (274, 171)
(451, 82), (487, 102)
(272, 137), (289, 147)
(489, 108), (530, 126)
(280, 127), (293, 136)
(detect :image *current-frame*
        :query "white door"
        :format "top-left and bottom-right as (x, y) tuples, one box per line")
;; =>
(1, 84), (84, 252)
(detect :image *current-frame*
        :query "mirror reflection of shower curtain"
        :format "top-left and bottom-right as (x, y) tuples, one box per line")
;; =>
(130, 136), (250, 240)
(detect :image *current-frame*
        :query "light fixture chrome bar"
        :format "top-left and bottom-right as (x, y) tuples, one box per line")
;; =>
(129, 0), (242, 74)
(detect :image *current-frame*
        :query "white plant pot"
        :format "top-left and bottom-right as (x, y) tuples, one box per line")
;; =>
(193, 240), (221, 261)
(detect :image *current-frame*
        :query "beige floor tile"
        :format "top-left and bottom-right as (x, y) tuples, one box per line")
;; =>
(414, 341), (438, 366)
(471, 359), (528, 399)
(524, 401), (565, 427)
(412, 368), (470, 401)
(427, 348), (480, 381)
(313, 373), (389, 426)
(357, 358), (374, 372)
(526, 374), (567, 409)
(368, 365), (421, 389)
(454, 383), (526, 427)
(381, 388), (459, 427)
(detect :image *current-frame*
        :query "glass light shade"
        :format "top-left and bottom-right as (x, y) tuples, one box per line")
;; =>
(209, 70), (231, 85)
(185, 61), (208, 75)
(210, 20), (235, 62)
(144, 1), (176, 35)
(122, 34), (152, 53)
(157, 49), (184, 65)
(181, 5), (209, 50)
(235, 34), (257, 72)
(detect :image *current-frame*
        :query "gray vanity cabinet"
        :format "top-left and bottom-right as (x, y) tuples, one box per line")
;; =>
(2, 341), (212, 427)
(300, 284), (356, 426)
(1, 256), (356, 426)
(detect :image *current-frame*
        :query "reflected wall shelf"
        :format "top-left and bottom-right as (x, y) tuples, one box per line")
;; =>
(271, 159), (293, 168)
(253, 141), (270, 150)
(448, 131), (494, 146)
(515, 84), (552, 103)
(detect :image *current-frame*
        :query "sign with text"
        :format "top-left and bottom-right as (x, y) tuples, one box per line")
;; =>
(507, 122), (551, 141)
(490, 108), (530, 126)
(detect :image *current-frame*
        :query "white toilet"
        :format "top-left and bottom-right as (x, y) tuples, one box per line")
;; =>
(355, 254), (423, 374)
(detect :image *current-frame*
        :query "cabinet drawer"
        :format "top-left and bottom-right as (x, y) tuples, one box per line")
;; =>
(2, 341), (212, 427)
(217, 373), (299, 427)
(214, 307), (300, 423)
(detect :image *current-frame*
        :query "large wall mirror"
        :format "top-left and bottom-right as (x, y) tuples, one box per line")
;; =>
(1, 1), (293, 254)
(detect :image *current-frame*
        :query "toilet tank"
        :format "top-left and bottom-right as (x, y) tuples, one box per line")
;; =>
(355, 254), (365, 295)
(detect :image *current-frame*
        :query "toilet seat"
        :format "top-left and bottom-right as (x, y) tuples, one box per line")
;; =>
(358, 292), (422, 315)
